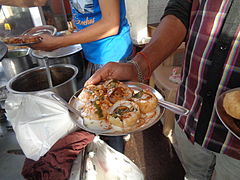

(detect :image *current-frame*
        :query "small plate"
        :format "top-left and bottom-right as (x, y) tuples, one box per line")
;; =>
(215, 88), (240, 140)
(22, 25), (57, 36)
(69, 81), (165, 136)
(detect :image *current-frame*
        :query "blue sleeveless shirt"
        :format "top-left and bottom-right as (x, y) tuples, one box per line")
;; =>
(70, 0), (133, 64)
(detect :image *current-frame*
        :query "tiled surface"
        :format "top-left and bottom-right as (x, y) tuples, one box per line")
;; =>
(124, 120), (185, 180)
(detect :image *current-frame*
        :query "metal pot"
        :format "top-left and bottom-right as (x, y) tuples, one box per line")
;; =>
(1, 48), (36, 80)
(31, 44), (86, 82)
(7, 64), (78, 101)
(0, 41), (7, 61)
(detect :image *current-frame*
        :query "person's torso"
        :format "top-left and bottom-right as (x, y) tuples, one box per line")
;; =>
(69, 0), (132, 64)
(177, 0), (240, 159)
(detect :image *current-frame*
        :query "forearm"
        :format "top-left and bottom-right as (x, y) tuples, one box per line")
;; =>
(30, 15), (120, 51)
(134, 15), (187, 79)
(56, 0), (120, 47)
(85, 16), (186, 85)
(56, 19), (120, 47)
(30, 0), (120, 51)
(0, 0), (47, 7)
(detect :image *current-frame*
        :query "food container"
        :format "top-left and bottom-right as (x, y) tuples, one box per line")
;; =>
(1, 48), (36, 80)
(31, 44), (86, 83)
(7, 64), (78, 101)
(0, 41), (7, 61)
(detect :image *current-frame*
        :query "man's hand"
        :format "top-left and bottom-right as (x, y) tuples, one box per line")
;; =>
(85, 62), (139, 86)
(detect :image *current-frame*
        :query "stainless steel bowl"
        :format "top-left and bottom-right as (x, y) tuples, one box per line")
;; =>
(1, 48), (35, 80)
(7, 64), (78, 101)
(31, 44), (86, 82)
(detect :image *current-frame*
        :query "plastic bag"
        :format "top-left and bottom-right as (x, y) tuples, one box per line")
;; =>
(69, 136), (144, 180)
(5, 91), (78, 161)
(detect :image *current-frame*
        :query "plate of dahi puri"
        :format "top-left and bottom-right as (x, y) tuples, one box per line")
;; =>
(69, 80), (165, 135)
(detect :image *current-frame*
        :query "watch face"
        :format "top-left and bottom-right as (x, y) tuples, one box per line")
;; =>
(72, 0), (94, 14)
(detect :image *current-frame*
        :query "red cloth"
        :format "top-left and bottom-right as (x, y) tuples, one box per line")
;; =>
(22, 130), (95, 180)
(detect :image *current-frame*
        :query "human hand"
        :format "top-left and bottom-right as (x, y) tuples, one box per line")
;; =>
(85, 62), (139, 86)
(30, 34), (62, 51)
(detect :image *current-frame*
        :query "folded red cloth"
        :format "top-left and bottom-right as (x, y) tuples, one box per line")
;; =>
(22, 130), (95, 180)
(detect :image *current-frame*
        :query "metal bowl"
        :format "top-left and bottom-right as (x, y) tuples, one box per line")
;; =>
(0, 41), (7, 61)
(22, 25), (57, 36)
(1, 48), (35, 80)
(7, 64), (78, 101)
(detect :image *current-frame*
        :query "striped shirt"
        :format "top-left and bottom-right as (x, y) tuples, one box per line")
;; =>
(164, 0), (240, 160)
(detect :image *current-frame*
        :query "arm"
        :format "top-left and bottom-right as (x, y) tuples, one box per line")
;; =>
(85, 0), (192, 85)
(86, 15), (187, 84)
(134, 0), (192, 79)
(0, 0), (47, 7)
(32, 0), (121, 51)
(133, 15), (187, 80)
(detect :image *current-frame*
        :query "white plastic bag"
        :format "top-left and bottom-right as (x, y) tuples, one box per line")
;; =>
(5, 91), (78, 161)
(69, 136), (144, 180)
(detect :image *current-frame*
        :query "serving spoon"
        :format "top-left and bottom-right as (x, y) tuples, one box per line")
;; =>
(158, 100), (189, 116)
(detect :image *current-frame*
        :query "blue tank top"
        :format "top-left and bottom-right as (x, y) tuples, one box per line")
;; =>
(70, 0), (133, 64)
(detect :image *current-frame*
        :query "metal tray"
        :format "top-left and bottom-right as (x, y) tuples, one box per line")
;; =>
(4, 41), (41, 47)
(3, 25), (56, 47)
(3, 36), (42, 46)
(215, 88), (240, 140)
(69, 81), (165, 136)
(31, 44), (82, 59)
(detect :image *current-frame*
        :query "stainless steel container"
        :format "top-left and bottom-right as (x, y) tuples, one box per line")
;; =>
(0, 41), (7, 61)
(1, 48), (36, 80)
(31, 44), (86, 82)
(7, 64), (78, 101)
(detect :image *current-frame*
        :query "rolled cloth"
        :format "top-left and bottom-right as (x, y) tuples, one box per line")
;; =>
(22, 130), (95, 180)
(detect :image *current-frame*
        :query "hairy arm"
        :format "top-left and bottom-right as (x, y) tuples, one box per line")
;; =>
(0, 0), (47, 7)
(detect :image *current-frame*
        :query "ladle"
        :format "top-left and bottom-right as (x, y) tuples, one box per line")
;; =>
(42, 56), (53, 88)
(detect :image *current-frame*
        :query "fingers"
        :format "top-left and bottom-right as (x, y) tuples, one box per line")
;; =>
(84, 61), (138, 86)
(85, 69), (103, 86)
(85, 62), (115, 86)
